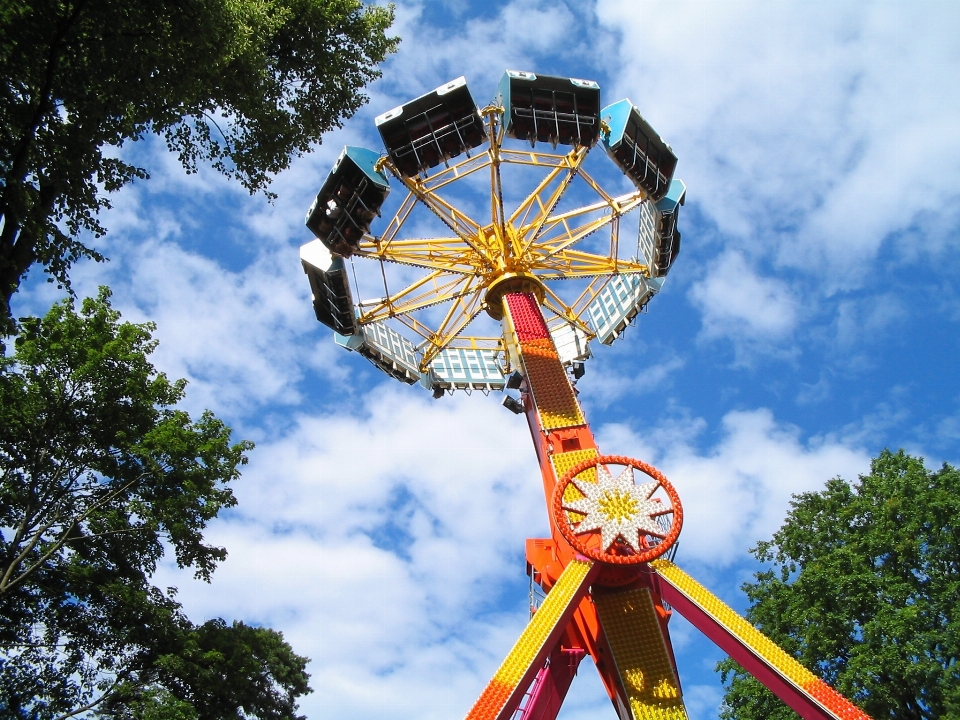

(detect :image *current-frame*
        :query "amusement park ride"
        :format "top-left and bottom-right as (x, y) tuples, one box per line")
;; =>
(300, 71), (871, 720)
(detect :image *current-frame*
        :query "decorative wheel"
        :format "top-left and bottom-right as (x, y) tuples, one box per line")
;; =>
(553, 454), (682, 564)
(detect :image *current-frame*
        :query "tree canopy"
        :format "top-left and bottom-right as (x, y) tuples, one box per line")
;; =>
(718, 450), (960, 720)
(0, 289), (310, 718)
(0, 0), (398, 330)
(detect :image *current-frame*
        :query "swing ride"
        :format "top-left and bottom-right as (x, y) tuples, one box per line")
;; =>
(300, 70), (871, 720)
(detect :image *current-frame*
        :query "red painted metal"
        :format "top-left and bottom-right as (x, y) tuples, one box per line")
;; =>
(505, 293), (550, 341)
(502, 289), (866, 720)
(517, 646), (585, 720)
(654, 577), (835, 720)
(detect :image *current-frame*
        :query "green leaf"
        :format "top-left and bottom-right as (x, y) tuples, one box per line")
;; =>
(0, 289), (309, 719)
(0, 0), (399, 330)
(718, 450), (960, 720)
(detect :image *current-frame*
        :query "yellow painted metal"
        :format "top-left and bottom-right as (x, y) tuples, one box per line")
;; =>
(508, 146), (589, 235)
(550, 449), (599, 519)
(463, 558), (598, 720)
(422, 153), (493, 193)
(503, 294), (586, 431)
(550, 449), (599, 487)
(518, 346), (585, 431)
(357, 270), (476, 324)
(392, 171), (485, 248)
(350, 109), (658, 370)
(650, 559), (823, 690)
(540, 289), (597, 338)
(492, 559), (592, 708)
(491, 559), (595, 687)
(594, 588), (689, 720)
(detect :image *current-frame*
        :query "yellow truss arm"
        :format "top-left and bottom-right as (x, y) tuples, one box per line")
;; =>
(358, 270), (476, 324)
(355, 237), (485, 275)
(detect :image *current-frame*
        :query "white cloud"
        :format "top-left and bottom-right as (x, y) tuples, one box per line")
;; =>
(159, 387), (548, 719)
(936, 409), (960, 456)
(157, 396), (870, 719)
(683, 684), (726, 720)
(66, 234), (344, 420)
(688, 251), (800, 353)
(581, 353), (685, 410)
(597, 407), (870, 565)
(796, 374), (831, 406)
(592, 0), (960, 383)
(14, 130), (370, 422)
(380, 0), (581, 108)
(597, 1), (960, 282)
(833, 292), (907, 350)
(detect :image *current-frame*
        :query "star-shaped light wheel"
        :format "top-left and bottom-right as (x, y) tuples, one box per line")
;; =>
(554, 456), (681, 564)
(563, 465), (670, 553)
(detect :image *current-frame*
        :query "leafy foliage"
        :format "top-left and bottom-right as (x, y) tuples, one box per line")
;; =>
(0, 0), (398, 329)
(718, 450), (960, 720)
(0, 289), (310, 718)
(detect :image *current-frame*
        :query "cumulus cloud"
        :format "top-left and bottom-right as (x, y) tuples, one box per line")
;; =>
(597, 0), (960, 279)
(581, 353), (686, 410)
(833, 292), (907, 350)
(796, 374), (831, 406)
(380, 0), (582, 107)
(14, 127), (369, 422)
(599, 408), (871, 564)
(158, 387), (547, 719)
(40, 231), (345, 421)
(688, 251), (800, 354)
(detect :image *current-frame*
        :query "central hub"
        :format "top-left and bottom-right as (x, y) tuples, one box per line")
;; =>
(553, 455), (683, 566)
(483, 272), (545, 320)
(480, 222), (546, 320)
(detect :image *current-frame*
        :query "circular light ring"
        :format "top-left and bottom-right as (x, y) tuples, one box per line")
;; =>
(552, 454), (682, 565)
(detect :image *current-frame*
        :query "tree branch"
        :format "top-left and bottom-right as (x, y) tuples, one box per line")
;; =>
(51, 670), (133, 720)
(0, 473), (149, 595)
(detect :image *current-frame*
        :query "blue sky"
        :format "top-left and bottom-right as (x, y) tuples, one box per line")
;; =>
(14, 1), (960, 718)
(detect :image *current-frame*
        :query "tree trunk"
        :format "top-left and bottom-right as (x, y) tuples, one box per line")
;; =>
(0, 215), (31, 336)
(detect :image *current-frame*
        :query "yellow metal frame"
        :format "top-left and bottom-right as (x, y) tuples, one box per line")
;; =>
(353, 106), (654, 369)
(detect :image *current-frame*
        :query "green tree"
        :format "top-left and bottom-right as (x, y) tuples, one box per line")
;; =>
(0, 0), (398, 331)
(718, 450), (960, 720)
(0, 289), (310, 718)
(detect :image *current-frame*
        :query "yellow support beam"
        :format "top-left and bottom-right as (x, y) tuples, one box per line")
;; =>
(464, 559), (599, 720)
(595, 588), (688, 720)
(651, 559), (871, 720)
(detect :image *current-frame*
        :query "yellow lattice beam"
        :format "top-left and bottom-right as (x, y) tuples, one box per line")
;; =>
(355, 237), (486, 275)
(533, 251), (648, 279)
(357, 271), (475, 324)
(508, 146), (588, 230)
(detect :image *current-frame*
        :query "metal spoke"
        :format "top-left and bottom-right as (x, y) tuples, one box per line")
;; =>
(358, 270), (475, 323)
